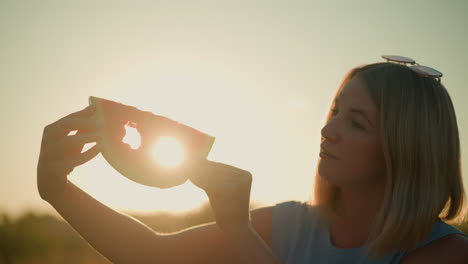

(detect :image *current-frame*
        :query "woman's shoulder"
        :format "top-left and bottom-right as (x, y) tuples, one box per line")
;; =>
(401, 233), (468, 263)
(249, 200), (317, 247)
(272, 200), (316, 215)
(252, 200), (315, 218)
(400, 220), (468, 263)
(272, 200), (321, 222)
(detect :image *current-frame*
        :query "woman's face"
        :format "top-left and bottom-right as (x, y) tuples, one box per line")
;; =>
(318, 76), (385, 190)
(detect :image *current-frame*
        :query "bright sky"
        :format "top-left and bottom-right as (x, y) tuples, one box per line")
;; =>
(1, 0), (467, 217)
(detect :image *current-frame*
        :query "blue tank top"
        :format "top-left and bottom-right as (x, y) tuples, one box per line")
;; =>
(271, 201), (467, 263)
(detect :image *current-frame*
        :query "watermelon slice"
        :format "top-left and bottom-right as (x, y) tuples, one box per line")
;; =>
(89, 96), (215, 189)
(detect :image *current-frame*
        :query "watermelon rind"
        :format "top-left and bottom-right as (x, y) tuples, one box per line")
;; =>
(88, 96), (215, 189)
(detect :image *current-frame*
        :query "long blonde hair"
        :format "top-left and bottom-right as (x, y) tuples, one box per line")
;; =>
(311, 62), (467, 258)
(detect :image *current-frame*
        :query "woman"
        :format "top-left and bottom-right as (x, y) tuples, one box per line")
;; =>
(37, 57), (468, 263)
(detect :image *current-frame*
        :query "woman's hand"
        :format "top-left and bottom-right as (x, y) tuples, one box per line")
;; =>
(189, 160), (253, 233)
(37, 105), (102, 202)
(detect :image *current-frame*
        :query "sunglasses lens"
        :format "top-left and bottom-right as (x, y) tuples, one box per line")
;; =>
(382, 55), (416, 64)
(410, 65), (443, 78)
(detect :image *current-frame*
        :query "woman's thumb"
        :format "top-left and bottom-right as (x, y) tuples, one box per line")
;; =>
(188, 159), (220, 191)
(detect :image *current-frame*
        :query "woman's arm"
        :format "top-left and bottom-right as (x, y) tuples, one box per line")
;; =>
(48, 182), (278, 263)
(47, 181), (166, 263)
(38, 105), (281, 263)
(153, 206), (278, 264)
(36, 104), (166, 262)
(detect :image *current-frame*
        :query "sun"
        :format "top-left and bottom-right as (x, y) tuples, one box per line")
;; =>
(122, 124), (185, 168)
(75, 124), (202, 212)
(152, 137), (185, 168)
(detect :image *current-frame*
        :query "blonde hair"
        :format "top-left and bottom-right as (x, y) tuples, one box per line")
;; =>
(311, 62), (467, 258)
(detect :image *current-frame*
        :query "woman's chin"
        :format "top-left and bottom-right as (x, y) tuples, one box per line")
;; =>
(318, 162), (346, 186)
(318, 159), (334, 177)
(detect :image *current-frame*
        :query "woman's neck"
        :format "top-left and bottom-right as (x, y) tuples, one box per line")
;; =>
(327, 185), (385, 248)
(337, 189), (383, 222)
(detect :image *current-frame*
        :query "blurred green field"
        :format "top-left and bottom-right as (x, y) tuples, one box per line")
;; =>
(1, 203), (467, 264)
(0, 202), (216, 264)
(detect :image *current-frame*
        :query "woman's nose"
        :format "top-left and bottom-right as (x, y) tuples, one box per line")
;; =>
(321, 119), (339, 143)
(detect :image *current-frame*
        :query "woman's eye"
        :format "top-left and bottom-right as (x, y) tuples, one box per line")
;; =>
(330, 108), (366, 130)
(351, 120), (364, 129)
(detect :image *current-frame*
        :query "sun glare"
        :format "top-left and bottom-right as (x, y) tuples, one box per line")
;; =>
(152, 137), (185, 168)
(122, 124), (185, 168)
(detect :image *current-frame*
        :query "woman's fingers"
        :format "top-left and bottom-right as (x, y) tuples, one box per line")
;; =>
(37, 106), (102, 201)
(43, 105), (98, 139)
(53, 132), (101, 158)
(189, 160), (214, 190)
(64, 104), (96, 119)
(188, 160), (253, 231)
(189, 161), (252, 193)
(65, 144), (101, 168)
(46, 118), (101, 141)
(47, 144), (101, 179)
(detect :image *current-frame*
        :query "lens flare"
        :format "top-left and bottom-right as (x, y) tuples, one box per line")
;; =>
(153, 137), (184, 168)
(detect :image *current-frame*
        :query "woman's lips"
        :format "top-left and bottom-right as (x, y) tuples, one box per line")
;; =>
(320, 147), (339, 160)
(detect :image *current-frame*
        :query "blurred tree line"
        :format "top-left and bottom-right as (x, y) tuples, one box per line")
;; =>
(1, 203), (467, 264)
(0, 202), (218, 264)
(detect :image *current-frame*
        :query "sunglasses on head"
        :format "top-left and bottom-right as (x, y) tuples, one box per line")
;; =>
(382, 55), (443, 83)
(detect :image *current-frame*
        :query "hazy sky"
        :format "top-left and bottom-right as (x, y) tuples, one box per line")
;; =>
(1, 0), (467, 216)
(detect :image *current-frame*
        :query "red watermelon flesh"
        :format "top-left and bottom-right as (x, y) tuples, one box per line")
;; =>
(89, 96), (215, 189)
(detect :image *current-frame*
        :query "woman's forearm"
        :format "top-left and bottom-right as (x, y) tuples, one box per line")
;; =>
(47, 181), (162, 263)
(223, 224), (281, 264)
